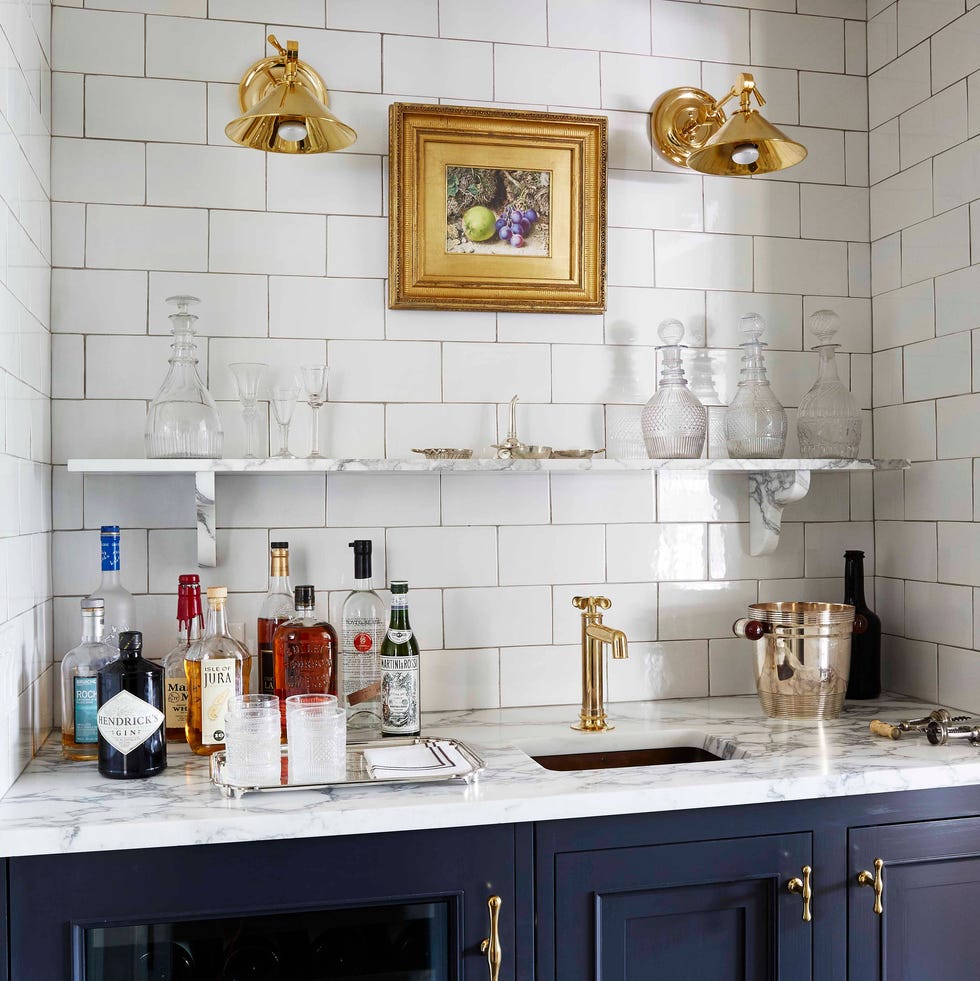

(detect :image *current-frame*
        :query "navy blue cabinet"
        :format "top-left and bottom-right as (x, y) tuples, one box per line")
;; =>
(8, 824), (525, 980)
(849, 815), (980, 980)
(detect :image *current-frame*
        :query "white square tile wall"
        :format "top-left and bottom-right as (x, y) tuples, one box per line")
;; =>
(41, 0), (968, 726)
(871, 3), (980, 709)
(1, 0), (52, 796)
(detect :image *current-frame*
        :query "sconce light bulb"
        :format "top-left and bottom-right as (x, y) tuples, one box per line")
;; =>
(277, 119), (308, 142)
(731, 142), (760, 165)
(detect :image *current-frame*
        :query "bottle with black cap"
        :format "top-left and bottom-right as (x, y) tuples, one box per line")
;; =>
(342, 540), (384, 731)
(273, 585), (338, 737)
(844, 550), (881, 699)
(97, 631), (167, 779)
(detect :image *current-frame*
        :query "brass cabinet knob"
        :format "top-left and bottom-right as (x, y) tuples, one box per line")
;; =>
(479, 894), (502, 980)
(786, 865), (812, 922)
(857, 858), (884, 915)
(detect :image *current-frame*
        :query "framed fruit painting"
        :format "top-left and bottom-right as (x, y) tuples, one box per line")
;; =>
(388, 103), (607, 314)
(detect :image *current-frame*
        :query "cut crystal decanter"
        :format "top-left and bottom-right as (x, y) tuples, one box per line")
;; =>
(145, 295), (223, 459)
(640, 319), (706, 459)
(797, 309), (861, 459)
(724, 313), (787, 459)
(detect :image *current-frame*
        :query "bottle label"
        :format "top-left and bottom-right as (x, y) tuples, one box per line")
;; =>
(343, 617), (383, 708)
(380, 655), (419, 734)
(387, 629), (413, 644)
(284, 644), (333, 696)
(97, 689), (164, 755)
(165, 679), (188, 729)
(259, 643), (275, 696)
(73, 677), (99, 744)
(201, 658), (237, 746)
(100, 535), (120, 573)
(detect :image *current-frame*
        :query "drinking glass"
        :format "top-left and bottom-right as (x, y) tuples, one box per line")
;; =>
(224, 693), (281, 786)
(298, 364), (329, 459)
(286, 694), (345, 783)
(271, 386), (299, 459)
(229, 362), (268, 459)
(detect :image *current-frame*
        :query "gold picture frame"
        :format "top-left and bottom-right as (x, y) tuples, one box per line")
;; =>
(388, 103), (607, 314)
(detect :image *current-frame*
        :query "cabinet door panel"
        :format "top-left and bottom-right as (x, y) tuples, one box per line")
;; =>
(554, 833), (812, 981)
(850, 817), (980, 980)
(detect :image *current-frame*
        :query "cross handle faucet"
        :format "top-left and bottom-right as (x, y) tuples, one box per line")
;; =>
(571, 595), (630, 732)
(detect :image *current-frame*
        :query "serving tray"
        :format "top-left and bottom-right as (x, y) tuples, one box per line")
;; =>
(210, 735), (486, 799)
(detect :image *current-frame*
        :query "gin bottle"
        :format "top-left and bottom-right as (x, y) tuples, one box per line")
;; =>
(380, 581), (420, 737)
(184, 586), (247, 755)
(97, 631), (166, 779)
(257, 541), (293, 696)
(61, 598), (114, 761)
(342, 540), (384, 731)
(85, 525), (137, 650)
(162, 574), (204, 742)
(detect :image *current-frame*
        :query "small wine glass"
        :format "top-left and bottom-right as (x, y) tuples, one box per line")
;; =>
(271, 386), (299, 459)
(298, 364), (329, 459)
(229, 362), (268, 459)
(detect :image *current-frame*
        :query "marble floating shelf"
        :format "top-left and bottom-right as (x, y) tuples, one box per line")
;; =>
(67, 458), (910, 566)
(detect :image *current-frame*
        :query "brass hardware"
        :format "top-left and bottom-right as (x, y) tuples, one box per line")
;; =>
(571, 596), (629, 732)
(226, 34), (357, 153)
(479, 895), (502, 980)
(651, 72), (806, 176)
(786, 865), (812, 922)
(857, 858), (884, 915)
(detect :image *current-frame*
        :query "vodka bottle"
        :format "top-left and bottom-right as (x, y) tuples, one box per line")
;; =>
(85, 525), (137, 650)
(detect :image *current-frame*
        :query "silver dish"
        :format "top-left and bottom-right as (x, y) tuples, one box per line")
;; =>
(412, 447), (473, 460)
(210, 735), (486, 799)
(511, 444), (552, 459)
(550, 448), (605, 459)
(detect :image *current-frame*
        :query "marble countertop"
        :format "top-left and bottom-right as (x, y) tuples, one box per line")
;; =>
(2, 694), (980, 858)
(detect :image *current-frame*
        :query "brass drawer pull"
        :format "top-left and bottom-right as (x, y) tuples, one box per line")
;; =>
(480, 894), (502, 980)
(786, 865), (812, 922)
(857, 858), (884, 915)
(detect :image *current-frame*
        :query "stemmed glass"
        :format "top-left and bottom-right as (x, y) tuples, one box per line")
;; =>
(229, 362), (268, 459)
(299, 364), (329, 459)
(271, 386), (299, 459)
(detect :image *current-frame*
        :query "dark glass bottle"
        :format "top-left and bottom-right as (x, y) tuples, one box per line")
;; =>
(844, 550), (881, 700)
(97, 631), (167, 779)
(380, 581), (420, 737)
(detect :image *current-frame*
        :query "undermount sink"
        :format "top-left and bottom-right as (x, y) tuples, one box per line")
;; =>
(516, 729), (744, 772)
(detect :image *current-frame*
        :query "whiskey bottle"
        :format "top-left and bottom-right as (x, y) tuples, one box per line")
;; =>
(257, 541), (293, 696)
(184, 586), (247, 755)
(342, 540), (384, 731)
(162, 574), (204, 742)
(85, 525), (137, 649)
(97, 631), (166, 779)
(273, 585), (339, 734)
(380, 581), (420, 737)
(61, 598), (114, 761)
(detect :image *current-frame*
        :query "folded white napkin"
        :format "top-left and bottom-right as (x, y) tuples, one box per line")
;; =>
(362, 740), (471, 779)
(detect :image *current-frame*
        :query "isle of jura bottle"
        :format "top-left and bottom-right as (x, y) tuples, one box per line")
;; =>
(85, 525), (137, 650)
(273, 585), (339, 736)
(380, 581), (420, 738)
(61, 598), (114, 761)
(97, 631), (166, 779)
(342, 540), (384, 731)
(258, 541), (294, 697)
(162, 574), (204, 742)
(184, 586), (247, 755)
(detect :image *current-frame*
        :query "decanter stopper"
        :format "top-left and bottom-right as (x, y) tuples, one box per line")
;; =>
(640, 319), (706, 460)
(809, 308), (839, 346)
(724, 313), (787, 459)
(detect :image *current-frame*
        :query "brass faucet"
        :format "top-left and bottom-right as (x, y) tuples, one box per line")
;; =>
(571, 596), (630, 732)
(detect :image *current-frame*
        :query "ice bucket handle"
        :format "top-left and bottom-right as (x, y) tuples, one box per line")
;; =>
(733, 618), (771, 640)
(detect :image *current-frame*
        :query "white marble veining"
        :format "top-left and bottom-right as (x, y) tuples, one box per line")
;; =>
(1, 694), (978, 858)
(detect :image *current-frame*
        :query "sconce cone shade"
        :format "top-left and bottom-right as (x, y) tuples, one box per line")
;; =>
(687, 110), (806, 176)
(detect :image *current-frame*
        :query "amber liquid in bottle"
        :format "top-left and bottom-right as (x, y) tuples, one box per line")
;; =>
(273, 585), (338, 736)
(258, 542), (294, 696)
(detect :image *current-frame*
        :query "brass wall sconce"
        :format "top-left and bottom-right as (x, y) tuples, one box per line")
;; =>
(651, 72), (806, 176)
(225, 34), (356, 154)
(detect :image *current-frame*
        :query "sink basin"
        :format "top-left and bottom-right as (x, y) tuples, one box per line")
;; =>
(516, 729), (743, 772)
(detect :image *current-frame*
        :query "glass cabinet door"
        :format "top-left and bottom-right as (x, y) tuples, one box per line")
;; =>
(83, 901), (452, 980)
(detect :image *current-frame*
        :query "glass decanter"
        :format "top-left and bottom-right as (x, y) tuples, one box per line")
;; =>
(145, 295), (223, 459)
(724, 313), (787, 459)
(640, 319), (706, 459)
(797, 309), (861, 459)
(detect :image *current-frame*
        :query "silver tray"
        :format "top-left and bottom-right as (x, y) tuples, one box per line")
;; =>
(210, 736), (486, 799)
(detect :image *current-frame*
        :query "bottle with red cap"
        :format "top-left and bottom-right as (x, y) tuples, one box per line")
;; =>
(162, 574), (205, 742)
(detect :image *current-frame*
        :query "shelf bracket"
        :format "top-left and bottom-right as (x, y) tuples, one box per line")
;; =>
(748, 470), (810, 556)
(196, 471), (216, 567)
